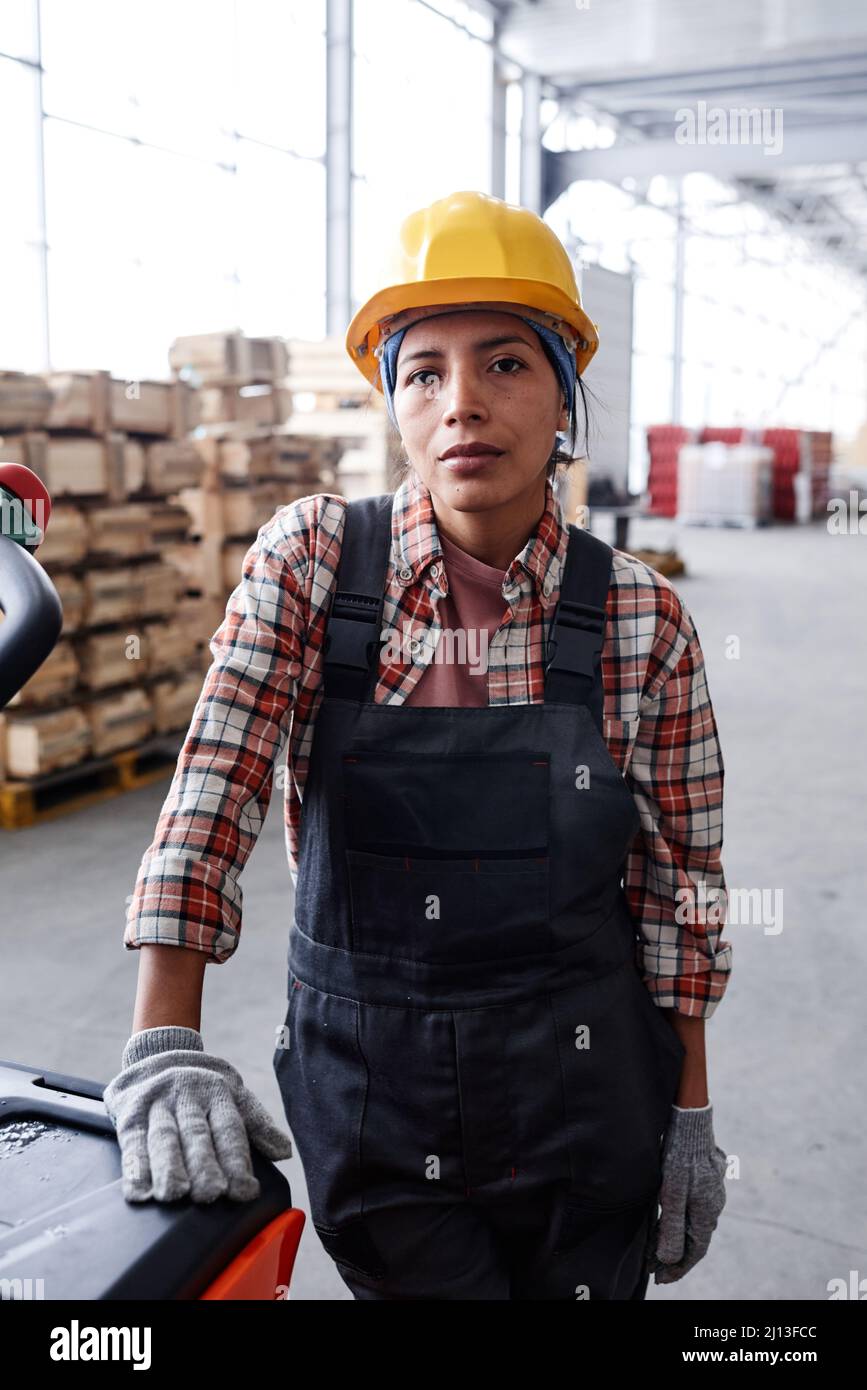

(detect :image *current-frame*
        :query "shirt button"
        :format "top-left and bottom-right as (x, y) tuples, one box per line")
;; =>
(542, 575), (554, 597)
(398, 565), (413, 581)
(430, 562), (441, 581)
(407, 636), (423, 655)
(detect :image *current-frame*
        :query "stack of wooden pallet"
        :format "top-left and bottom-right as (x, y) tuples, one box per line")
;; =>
(0, 371), (54, 432)
(0, 330), (405, 811)
(170, 330), (293, 433)
(284, 337), (401, 497)
(175, 429), (342, 598)
(0, 369), (214, 783)
(166, 330), (344, 599)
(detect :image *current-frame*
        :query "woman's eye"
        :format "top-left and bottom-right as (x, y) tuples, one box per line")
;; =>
(408, 357), (524, 387)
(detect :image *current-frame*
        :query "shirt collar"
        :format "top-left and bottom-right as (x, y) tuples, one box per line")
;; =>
(391, 466), (567, 612)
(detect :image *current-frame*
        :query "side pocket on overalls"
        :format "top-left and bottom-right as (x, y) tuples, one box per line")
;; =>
(276, 977), (388, 1282)
(273, 973), (297, 1078)
(550, 959), (682, 1212)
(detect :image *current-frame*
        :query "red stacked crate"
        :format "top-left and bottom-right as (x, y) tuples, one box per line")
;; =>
(803, 432), (832, 518)
(646, 425), (692, 516)
(698, 428), (748, 445)
(645, 426), (832, 523)
(760, 429), (800, 520)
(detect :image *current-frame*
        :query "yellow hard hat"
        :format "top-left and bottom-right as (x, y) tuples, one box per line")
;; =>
(345, 189), (599, 390)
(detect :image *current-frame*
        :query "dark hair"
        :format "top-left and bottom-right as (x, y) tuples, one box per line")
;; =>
(546, 373), (594, 480)
(380, 367), (596, 488)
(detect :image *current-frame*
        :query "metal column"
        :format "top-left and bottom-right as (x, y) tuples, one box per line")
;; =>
(491, 54), (508, 199)
(671, 177), (685, 425)
(326, 0), (353, 337)
(519, 70), (542, 214)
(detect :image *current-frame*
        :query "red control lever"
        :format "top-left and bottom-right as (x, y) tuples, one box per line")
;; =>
(0, 463), (62, 707)
(0, 462), (52, 549)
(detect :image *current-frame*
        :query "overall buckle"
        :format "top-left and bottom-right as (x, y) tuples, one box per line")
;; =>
(323, 593), (381, 673)
(545, 599), (605, 681)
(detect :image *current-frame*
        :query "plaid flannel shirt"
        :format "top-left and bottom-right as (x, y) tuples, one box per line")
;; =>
(124, 467), (732, 1018)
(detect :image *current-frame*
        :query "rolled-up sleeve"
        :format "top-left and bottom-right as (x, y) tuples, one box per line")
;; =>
(123, 524), (304, 963)
(623, 586), (733, 1019)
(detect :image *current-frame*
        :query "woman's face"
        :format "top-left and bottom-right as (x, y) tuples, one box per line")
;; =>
(392, 309), (569, 515)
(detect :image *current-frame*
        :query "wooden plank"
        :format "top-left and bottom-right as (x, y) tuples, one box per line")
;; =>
(43, 433), (127, 501)
(199, 384), (293, 428)
(49, 571), (85, 634)
(2, 705), (92, 779)
(0, 372), (54, 430)
(45, 373), (199, 439)
(23, 558), (179, 632)
(81, 568), (141, 627)
(169, 332), (288, 386)
(288, 388), (379, 411)
(137, 561), (184, 618)
(0, 732), (183, 830)
(175, 594), (223, 645)
(150, 673), (203, 733)
(2, 639), (80, 708)
(147, 501), (193, 545)
(222, 540), (253, 592)
(44, 372), (112, 432)
(216, 433), (339, 482)
(160, 539), (207, 593)
(79, 629), (150, 691)
(144, 440), (205, 492)
(86, 686), (153, 756)
(221, 482), (295, 537)
(28, 504), (88, 566)
(109, 379), (200, 438)
(141, 618), (189, 677)
(85, 503), (153, 558)
(284, 408), (391, 441)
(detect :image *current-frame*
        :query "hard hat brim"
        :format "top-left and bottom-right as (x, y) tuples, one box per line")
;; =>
(346, 277), (600, 390)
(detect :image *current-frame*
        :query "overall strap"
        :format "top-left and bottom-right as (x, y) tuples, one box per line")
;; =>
(322, 493), (394, 701)
(322, 495), (613, 717)
(544, 524), (613, 729)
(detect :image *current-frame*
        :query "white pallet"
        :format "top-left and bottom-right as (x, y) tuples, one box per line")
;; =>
(677, 443), (773, 526)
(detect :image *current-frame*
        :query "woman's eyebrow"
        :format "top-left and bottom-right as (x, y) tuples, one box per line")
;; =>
(400, 334), (538, 366)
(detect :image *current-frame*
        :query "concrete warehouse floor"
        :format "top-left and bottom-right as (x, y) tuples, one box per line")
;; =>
(1, 514), (864, 1302)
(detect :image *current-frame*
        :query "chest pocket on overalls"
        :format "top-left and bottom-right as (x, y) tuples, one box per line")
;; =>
(342, 750), (551, 963)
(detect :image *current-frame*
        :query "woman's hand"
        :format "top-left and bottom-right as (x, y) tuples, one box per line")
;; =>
(103, 1025), (293, 1204)
(645, 1103), (728, 1284)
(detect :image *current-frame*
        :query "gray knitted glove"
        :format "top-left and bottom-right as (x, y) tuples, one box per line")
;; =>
(102, 1026), (293, 1205)
(645, 1103), (727, 1284)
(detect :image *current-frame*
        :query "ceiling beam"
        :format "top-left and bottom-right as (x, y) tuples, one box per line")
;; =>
(547, 121), (867, 184)
(553, 52), (867, 97)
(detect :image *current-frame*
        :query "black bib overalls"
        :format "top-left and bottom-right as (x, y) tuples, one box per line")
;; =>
(273, 494), (686, 1300)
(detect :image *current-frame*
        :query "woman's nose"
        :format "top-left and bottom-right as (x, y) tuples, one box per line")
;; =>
(442, 369), (489, 423)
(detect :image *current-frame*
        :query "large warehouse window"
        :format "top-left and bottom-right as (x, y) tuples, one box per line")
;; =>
(2, 0), (327, 379)
(0, 39), (45, 372)
(552, 162), (867, 491)
(2, 0), (493, 380)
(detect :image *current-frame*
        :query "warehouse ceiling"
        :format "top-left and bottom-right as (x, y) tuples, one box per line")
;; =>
(478, 0), (867, 278)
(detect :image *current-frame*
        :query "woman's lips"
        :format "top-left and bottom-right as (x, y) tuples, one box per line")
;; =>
(440, 452), (504, 474)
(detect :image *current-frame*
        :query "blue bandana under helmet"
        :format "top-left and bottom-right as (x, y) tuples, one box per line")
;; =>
(377, 311), (576, 437)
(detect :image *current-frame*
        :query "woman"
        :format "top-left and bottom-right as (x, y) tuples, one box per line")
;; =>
(106, 190), (731, 1301)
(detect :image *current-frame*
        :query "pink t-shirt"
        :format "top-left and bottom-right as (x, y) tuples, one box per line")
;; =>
(403, 529), (508, 708)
